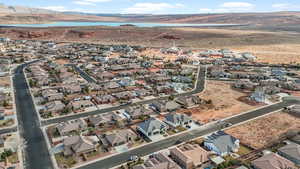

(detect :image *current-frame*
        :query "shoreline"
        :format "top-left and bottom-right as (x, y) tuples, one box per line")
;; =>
(0, 21), (244, 28)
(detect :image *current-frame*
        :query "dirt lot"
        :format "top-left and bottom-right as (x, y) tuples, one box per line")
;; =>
(231, 44), (300, 64)
(55, 59), (70, 65)
(226, 111), (300, 149)
(178, 80), (261, 123)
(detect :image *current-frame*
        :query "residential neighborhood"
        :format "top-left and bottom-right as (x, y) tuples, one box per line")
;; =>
(0, 38), (300, 169)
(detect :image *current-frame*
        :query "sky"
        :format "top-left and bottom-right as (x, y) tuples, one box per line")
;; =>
(1, 0), (300, 14)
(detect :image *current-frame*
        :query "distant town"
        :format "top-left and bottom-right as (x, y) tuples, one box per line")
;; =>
(0, 37), (300, 169)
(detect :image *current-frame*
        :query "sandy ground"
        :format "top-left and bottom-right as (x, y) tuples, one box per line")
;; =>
(178, 80), (260, 123)
(231, 44), (300, 64)
(0, 77), (11, 87)
(226, 112), (300, 149)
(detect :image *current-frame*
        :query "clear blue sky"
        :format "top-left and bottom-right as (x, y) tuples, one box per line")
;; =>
(1, 0), (300, 14)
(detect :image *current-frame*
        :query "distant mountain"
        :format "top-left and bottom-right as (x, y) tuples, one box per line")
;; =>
(0, 3), (56, 14)
(62, 11), (300, 26)
(0, 3), (299, 26)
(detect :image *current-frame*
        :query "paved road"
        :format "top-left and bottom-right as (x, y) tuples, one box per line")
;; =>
(13, 62), (53, 169)
(68, 64), (97, 83)
(78, 97), (300, 169)
(41, 66), (206, 126)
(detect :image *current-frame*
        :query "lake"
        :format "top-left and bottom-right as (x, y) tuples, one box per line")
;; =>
(0, 21), (241, 28)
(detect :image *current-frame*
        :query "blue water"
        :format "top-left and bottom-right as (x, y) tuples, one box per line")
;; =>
(0, 21), (240, 28)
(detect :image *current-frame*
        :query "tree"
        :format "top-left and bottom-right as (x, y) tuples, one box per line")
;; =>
(82, 86), (90, 94)
(29, 79), (36, 87)
(0, 149), (12, 161)
(206, 99), (213, 104)
(168, 95), (175, 101)
(2, 100), (9, 107)
(62, 107), (71, 114)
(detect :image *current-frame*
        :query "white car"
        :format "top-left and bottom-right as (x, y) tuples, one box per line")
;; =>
(129, 155), (139, 161)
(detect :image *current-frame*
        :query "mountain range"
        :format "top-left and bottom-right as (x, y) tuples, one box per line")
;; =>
(0, 3), (300, 26)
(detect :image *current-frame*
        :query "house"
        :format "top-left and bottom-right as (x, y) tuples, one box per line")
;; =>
(180, 68), (194, 76)
(99, 129), (137, 147)
(68, 100), (94, 110)
(236, 166), (248, 169)
(96, 71), (114, 80)
(278, 143), (300, 165)
(209, 67), (231, 78)
(93, 95), (117, 104)
(118, 78), (135, 87)
(233, 80), (256, 90)
(204, 131), (240, 156)
(63, 84), (82, 94)
(56, 119), (87, 136)
(165, 101), (181, 112)
(137, 118), (168, 138)
(63, 135), (97, 156)
(44, 101), (65, 113)
(135, 89), (151, 98)
(103, 81), (120, 90)
(123, 106), (153, 119)
(172, 76), (193, 83)
(250, 87), (267, 103)
(133, 153), (181, 169)
(170, 143), (209, 169)
(263, 85), (281, 95)
(175, 95), (202, 108)
(251, 152), (296, 169)
(88, 114), (111, 127)
(36, 76), (50, 86)
(112, 91), (134, 100)
(281, 82), (300, 91)
(156, 85), (174, 94)
(241, 52), (256, 61)
(88, 112), (122, 127)
(164, 113), (193, 128)
(291, 135), (300, 145)
(150, 101), (167, 112)
(41, 89), (64, 102)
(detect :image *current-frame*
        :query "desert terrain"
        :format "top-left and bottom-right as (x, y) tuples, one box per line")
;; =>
(226, 111), (300, 149)
(177, 80), (261, 123)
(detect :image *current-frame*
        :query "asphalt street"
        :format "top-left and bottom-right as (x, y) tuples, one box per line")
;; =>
(69, 64), (97, 83)
(13, 62), (53, 169)
(41, 66), (206, 126)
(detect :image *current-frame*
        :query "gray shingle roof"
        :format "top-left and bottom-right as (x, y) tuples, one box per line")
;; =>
(138, 118), (167, 133)
(165, 113), (192, 124)
(205, 131), (238, 154)
(278, 143), (300, 162)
